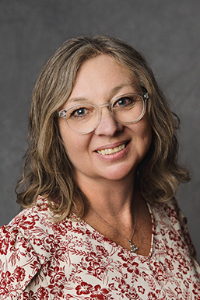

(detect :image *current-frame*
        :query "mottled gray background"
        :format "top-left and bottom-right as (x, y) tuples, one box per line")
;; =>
(0, 0), (199, 259)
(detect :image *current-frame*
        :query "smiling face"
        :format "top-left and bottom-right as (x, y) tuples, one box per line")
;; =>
(58, 54), (152, 187)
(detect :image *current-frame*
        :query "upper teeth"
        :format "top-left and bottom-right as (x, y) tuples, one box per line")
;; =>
(97, 144), (125, 155)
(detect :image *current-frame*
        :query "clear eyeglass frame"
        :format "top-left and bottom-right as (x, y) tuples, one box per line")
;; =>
(58, 92), (149, 134)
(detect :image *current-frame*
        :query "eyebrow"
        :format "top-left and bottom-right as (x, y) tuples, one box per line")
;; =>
(67, 82), (137, 104)
(111, 82), (137, 94)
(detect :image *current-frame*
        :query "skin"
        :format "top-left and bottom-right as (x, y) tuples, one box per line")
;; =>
(59, 54), (153, 256)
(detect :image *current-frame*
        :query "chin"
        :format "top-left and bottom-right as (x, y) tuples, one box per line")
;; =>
(100, 165), (136, 182)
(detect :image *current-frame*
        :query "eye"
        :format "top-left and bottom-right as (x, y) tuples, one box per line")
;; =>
(72, 107), (87, 117)
(116, 97), (130, 106)
(67, 104), (95, 121)
(69, 107), (89, 119)
(113, 95), (139, 108)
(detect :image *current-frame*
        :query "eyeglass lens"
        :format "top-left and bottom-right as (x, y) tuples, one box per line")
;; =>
(64, 94), (144, 133)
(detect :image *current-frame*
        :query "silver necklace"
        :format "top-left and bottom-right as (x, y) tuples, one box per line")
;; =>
(90, 199), (138, 253)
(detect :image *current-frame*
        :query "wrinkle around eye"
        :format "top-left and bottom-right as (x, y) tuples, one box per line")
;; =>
(69, 106), (95, 120)
(70, 108), (88, 119)
(113, 96), (135, 108)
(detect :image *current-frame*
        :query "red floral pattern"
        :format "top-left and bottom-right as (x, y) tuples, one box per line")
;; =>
(0, 196), (199, 299)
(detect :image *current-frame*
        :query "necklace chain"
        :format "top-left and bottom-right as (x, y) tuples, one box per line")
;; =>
(90, 199), (138, 253)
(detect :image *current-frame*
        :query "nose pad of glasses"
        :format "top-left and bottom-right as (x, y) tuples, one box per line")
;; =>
(94, 103), (123, 134)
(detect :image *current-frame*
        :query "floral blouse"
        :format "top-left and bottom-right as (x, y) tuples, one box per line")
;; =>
(0, 196), (199, 300)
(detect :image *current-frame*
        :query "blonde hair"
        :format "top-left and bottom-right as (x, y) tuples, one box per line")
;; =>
(16, 35), (190, 219)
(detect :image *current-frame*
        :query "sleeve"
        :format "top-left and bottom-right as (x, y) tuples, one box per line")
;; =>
(0, 224), (41, 299)
(174, 200), (199, 265)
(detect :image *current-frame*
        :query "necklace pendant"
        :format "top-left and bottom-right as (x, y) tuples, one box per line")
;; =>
(129, 240), (138, 253)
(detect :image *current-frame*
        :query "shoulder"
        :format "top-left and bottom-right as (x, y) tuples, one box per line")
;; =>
(0, 196), (63, 299)
(150, 198), (199, 264)
(8, 195), (54, 227)
(150, 198), (192, 235)
(0, 196), (62, 260)
(1, 196), (56, 256)
(150, 198), (184, 223)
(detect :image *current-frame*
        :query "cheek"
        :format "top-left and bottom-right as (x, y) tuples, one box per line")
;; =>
(58, 120), (76, 156)
(62, 134), (81, 156)
(143, 123), (152, 143)
(59, 120), (91, 160)
(133, 120), (152, 153)
(144, 129), (152, 155)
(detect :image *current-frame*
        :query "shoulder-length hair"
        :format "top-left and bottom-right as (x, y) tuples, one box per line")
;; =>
(16, 35), (190, 219)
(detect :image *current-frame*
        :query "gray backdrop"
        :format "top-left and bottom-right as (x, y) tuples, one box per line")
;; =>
(0, 0), (200, 259)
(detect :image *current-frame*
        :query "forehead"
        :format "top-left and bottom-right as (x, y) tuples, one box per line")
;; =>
(69, 54), (140, 101)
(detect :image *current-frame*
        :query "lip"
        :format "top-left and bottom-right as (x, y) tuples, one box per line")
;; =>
(94, 140), (131, 161)
(94, 140), (130, 152)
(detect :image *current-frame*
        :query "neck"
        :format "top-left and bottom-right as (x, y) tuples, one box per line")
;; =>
(76, 172), (136, 217)
(74, 172), (152, 256)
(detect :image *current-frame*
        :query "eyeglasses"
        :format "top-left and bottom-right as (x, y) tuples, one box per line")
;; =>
(58, 92), (149, 134)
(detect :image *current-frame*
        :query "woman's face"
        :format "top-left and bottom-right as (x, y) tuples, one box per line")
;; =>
(58, 55), (152, 186)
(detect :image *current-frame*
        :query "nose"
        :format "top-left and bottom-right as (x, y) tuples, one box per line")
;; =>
(94, 105), (123, 136)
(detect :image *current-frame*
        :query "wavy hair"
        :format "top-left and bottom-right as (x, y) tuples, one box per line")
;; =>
(16, 35), (190, 219)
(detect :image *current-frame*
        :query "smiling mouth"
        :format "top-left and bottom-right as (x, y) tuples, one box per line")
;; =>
(97, 143), (126, 155)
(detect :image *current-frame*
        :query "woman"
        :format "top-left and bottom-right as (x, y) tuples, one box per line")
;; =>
(0, 35), (199, 299)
